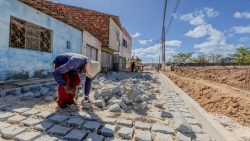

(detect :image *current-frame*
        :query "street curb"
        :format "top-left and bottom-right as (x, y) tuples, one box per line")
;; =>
(160, 72), (238, 141)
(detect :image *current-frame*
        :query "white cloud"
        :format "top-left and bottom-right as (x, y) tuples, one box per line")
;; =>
(131, 32), (141, 38)
(204, 7), (219, 17)
(234, 12), (250, 19)
(166, 40), (182, 47)
(132, 43), (178, 63)
(232, 25), (250, 33)
(239, 36), (250, 42)
(185, 24), (211, 38)
(179, 7), (219, 26)
(192, 24), (238, 55)
(138, 39), (153, 45)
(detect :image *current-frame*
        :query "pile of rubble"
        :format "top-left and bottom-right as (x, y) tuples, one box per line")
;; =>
(89, 72), (160, 113)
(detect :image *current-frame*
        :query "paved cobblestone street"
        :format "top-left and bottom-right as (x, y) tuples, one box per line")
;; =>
(0, 72), (212, 141)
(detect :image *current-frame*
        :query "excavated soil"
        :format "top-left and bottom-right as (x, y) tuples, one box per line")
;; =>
(163, 70), (250, 126)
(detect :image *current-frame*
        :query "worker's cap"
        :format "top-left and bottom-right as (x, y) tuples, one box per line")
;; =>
(86, 60), (101, 79)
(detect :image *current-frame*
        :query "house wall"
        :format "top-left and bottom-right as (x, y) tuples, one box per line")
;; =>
(109, 18), (120, 52)
(0, 0), (83, 80)
(82, 31), (101, 62)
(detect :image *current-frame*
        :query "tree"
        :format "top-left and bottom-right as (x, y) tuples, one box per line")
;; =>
(230, 47), (250, 63)
(173, 53), (193, 64)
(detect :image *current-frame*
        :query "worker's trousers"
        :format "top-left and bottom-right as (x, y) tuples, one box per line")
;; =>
(55, 64), (80, 107)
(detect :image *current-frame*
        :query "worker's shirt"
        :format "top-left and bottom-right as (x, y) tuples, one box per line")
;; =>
(52, 53), (92, 95)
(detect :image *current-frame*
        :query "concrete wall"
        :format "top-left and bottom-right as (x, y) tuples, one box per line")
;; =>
(0, 0), (83, 80)
(109, 18), (120, 52)
(82, 31), (101, 62)
(120, 32), (132, 69)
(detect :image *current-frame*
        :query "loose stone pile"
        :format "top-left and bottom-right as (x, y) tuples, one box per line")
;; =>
(91, 72), (160, 113)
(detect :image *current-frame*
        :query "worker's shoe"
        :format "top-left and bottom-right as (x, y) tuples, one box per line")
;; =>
(59, 104), (68, 109)
(84, 96), (91, 103)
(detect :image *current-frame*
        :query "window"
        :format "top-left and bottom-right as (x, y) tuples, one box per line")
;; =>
(122, 39), (127, 48)
(9, 17), (52, 52)
(86, 45), (98, 61)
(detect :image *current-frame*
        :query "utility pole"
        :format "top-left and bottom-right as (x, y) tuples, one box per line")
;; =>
(161, 0), (167, 71)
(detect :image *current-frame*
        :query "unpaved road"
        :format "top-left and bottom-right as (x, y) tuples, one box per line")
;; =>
(163, 70), (250, 126)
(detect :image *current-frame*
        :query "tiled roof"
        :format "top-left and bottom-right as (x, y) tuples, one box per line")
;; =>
(19, 0), (123, 46)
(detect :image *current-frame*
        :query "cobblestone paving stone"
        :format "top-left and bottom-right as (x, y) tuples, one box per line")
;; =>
(48, 114), (70, 123)
(134, 130), (152, 141)
(7, 114), (27, 123)
(134, 121), (151, 130)
(34, 135), (58, 141)
(64, 129), (88, 141)
(47, 125), (71, 136)
(66, 116), (85, 127)
(15, 131), (42, 141)
(21, 108), (40, 116)
(117, 119), (133, 127)
(100, 124), (116, 137)
(21, 118), (42, 126)
(1, 125), (26, 139)
(0, 73), (213, 141)
(82, 121), (101, 131)
(34, 121), (53, 131)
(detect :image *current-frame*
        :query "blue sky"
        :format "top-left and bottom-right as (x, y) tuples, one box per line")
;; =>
(53, 0), (250, 63)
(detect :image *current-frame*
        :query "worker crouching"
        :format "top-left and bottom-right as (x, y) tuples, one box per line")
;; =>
(52, 53), (101, 109)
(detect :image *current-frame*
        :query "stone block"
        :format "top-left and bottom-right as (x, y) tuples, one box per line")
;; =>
(185, 118), (201, 127)
(151, 124), (174, 134)
(82, 113), (100, 121)
(64, 129), (87, 141)
(15, 131), (42, 141)
(0, 122), (11, 131)
(34, 121), (53, 131)
(119, 99), (129, 110)
(85, 133), (104, 141)
(37, 111), (54, 119)
(134, 102), (147, 111)
(190, 125), (203, 134)
(34, 135), (58, 141)
(109, 103), (121, 112)
(21, 118), (42, 126)
(82, 121), (101, 131)
(93, 99), (106, 108)
(48, 114), (69, 123)
(0, 112), (15, 121)
(7, 114), (27, 123)
(47, 125), (71, 136)
(21, 109), (40, 116)
(117, 127), (133, 139)
(83, 102), (93, 109)
(1, 125), (26, 139)
(134, 121), (151, 130)
(134, 130), (152, 141)
(161, 111), (173, 118)
(13, 107), (30, 113)
(117, 119), (133, 127)
(176, 132), (191, 141)
(154, 133), (173, 141)
(66, 117), (85, 127)
(195, 133), (211, 141)
(100, 124), (116, 137)
(101, 117), (117, 125)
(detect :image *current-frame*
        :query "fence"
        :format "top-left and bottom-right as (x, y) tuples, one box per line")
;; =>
(173, 66), (250, 92)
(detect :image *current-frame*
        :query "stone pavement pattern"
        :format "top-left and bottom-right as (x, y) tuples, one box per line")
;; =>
(0, 72), (213, 141)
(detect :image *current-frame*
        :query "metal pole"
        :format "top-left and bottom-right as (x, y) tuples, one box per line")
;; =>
(161, 0), (167, 71)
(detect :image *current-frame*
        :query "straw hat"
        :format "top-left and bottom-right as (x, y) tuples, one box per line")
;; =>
(86, 60), (101, 78)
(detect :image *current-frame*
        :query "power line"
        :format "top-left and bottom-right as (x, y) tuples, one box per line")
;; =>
(166, 0), (181, 34)
(161, 0), (168, 68)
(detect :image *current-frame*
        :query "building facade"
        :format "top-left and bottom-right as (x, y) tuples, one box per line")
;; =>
(0, 0), (101, 80)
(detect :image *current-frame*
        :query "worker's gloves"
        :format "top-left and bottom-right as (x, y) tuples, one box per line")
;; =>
(63, 86), (75, 94)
